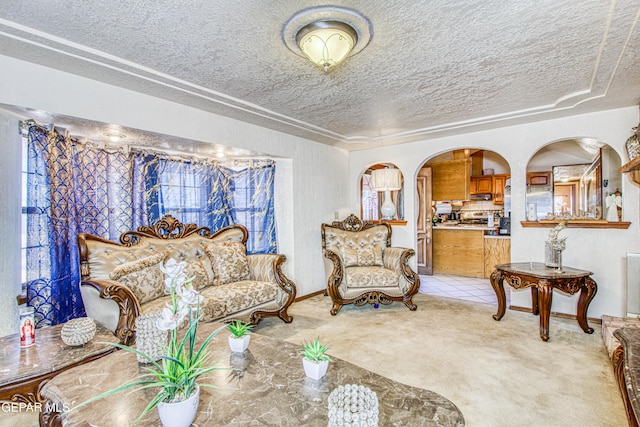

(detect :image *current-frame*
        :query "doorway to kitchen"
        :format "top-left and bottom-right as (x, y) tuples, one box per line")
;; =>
(418, 273), (510, 305)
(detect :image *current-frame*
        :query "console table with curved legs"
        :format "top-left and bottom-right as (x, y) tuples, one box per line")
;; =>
(490, 262), (598, 341)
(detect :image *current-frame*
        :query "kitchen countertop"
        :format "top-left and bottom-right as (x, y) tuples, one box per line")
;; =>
(433, 223), (496, 231)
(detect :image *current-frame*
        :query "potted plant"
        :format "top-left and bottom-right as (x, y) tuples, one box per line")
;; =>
(300, 337), (333, 380)
(227, 320), (253, 353)
(70, 258), (228, 427)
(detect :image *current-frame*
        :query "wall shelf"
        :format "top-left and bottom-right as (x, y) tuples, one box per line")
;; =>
(620, 157), (640, 185)
(521, 221), (630, 229)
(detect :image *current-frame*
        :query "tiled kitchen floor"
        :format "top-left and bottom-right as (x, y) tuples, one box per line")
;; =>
(419, 273), (510, 305)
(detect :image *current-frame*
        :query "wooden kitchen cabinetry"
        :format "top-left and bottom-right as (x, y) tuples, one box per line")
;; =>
(426, 158), (471, 201)
(492, 174), (509, 205)
(526, 171), (552, 186)
(483, 236), (510, 278)
(469, 176), (493, 194)
(432, 229), (485, 278)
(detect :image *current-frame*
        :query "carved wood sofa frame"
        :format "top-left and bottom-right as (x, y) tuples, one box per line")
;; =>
(321, 214), (420, 315)
(78, 215), (296, 345)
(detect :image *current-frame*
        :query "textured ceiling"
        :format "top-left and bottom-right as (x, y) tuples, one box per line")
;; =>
(0, 0), (639, 152)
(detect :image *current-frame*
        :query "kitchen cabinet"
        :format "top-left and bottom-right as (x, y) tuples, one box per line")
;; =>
(483, 236), (510, 278)
(426, 159), (471, 201)
(492, 174), (509, 205)
(470, 176), (492, 194)
(432, 228), (485, 278)
(526, 171), (552, 186)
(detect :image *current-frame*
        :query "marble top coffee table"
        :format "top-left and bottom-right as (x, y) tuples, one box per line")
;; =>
(0, 321), (118, 405)
(40, 322), (464, 426)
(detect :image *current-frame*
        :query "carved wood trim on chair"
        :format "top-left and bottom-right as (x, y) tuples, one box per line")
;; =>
(248, 254), (297, 324)
(321, 214), (419, 315)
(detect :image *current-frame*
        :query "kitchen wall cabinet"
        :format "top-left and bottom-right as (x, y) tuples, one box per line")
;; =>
(526, 171), (552, 186)
(426, 159), (471, 201)
(470, 176), (493, 194)
(484, 236), (510, 278)
(492, 174), (509, 205)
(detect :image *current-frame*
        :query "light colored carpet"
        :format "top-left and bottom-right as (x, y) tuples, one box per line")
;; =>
(253, 293), (626, 427)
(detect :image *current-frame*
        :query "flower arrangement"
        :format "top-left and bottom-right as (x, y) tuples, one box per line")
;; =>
(71, 258), (226, 425)
(546, 220), (568, 250)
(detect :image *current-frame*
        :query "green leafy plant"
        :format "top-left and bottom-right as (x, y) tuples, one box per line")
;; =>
(299, 337), (333, 363)
(70, 258), (228, 425)
(227, 320), (254, 338)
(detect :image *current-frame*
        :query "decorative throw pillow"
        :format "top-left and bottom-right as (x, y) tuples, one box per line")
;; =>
(184, 259), (213, 290)
(205, 241), (250, 285)
(109, 252), (167, 304)
(340, 246), (384, 267)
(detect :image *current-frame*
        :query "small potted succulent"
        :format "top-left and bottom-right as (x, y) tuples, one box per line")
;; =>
(300, 337), (333, 380)
(227, 320), (253, 353)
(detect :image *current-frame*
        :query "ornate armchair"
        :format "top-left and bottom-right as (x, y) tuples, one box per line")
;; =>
(321, 214), (420, 315)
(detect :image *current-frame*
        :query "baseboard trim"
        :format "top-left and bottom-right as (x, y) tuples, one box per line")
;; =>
(295, 289), (326, 302)
(509, 305), (602, 325)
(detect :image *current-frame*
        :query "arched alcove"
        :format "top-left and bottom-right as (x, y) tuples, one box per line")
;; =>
(525, 138), (625, 223)
(360, 163), (404, 221)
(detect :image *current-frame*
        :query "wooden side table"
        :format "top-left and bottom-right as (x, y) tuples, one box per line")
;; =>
(490, 262), (598, 341)
(0, 321), (118, 404)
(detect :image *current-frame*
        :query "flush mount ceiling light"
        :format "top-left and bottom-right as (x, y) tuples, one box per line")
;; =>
(283, 6), (372, 73)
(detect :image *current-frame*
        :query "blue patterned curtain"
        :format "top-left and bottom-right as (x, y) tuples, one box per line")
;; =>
(225, 164), (277, 254)
(26, 127), (84, 327)
(26, 127), (276, 326)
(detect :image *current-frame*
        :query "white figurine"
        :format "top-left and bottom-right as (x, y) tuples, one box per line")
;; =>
(605, 190), (622, 222)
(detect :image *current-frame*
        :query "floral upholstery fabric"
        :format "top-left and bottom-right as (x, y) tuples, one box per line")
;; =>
(340, 247), (384, 267)
(109, 252), (167, 304)
(247, 254), (279, 282)
(184, 260), (212, 290)
(323, 225), (388, 268)
(205, 241), (250, 285)
(344, 266), (399, 288)
(141, 280), (278, 323)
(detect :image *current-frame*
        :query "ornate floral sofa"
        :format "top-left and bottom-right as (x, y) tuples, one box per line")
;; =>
(321, 214), (420, 315)
(78, 215), (296, 345)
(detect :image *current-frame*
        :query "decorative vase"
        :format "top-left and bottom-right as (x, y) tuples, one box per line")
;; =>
(328, 384), (379, 427)
(228, 334), (251, 353)
(135, 312), (168, 363)
(625, 127), (640, 162)
(302, 358), (329, 380)
(157, 384), (200, 427)
(544, 241), (564, 270)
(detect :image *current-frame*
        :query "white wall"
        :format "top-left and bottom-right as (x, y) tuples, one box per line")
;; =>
(350, 107), (640, 318)
(0, 111), (22, 337)
(0, 55), (351, 333)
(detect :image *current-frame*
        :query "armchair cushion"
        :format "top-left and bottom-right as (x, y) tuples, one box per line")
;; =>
(109, 252), (167, 304)
(345, 266), (399, 288)
(340, 247), (384, 267)
(205, 241), (250, 285)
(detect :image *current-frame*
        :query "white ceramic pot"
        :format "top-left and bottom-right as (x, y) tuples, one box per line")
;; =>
(302, 358), (329, 380)
(228, 334), (251, 353)
(157, 384), (200, 427)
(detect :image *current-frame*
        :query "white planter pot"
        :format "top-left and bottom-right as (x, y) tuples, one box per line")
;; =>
(228, 334), (251, 353)
(302, 358), (329, 380)
(157, 384), (199, 427)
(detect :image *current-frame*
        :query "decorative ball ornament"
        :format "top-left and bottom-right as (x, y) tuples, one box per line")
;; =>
(61, 317), (97, 346)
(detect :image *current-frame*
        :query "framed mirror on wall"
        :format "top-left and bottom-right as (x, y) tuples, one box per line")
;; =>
(525, 139), (628, 228)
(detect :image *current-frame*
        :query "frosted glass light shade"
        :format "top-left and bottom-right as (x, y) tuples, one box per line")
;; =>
(371, 168), (402, 191)
(296, 21), (357, 73)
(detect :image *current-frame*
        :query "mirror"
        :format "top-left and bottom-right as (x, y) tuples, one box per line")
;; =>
(528, 140), (622, 221)
(552, 164), (590, 216)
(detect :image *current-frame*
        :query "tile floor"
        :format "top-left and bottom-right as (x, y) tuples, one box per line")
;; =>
(419, 273), (510, 305)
